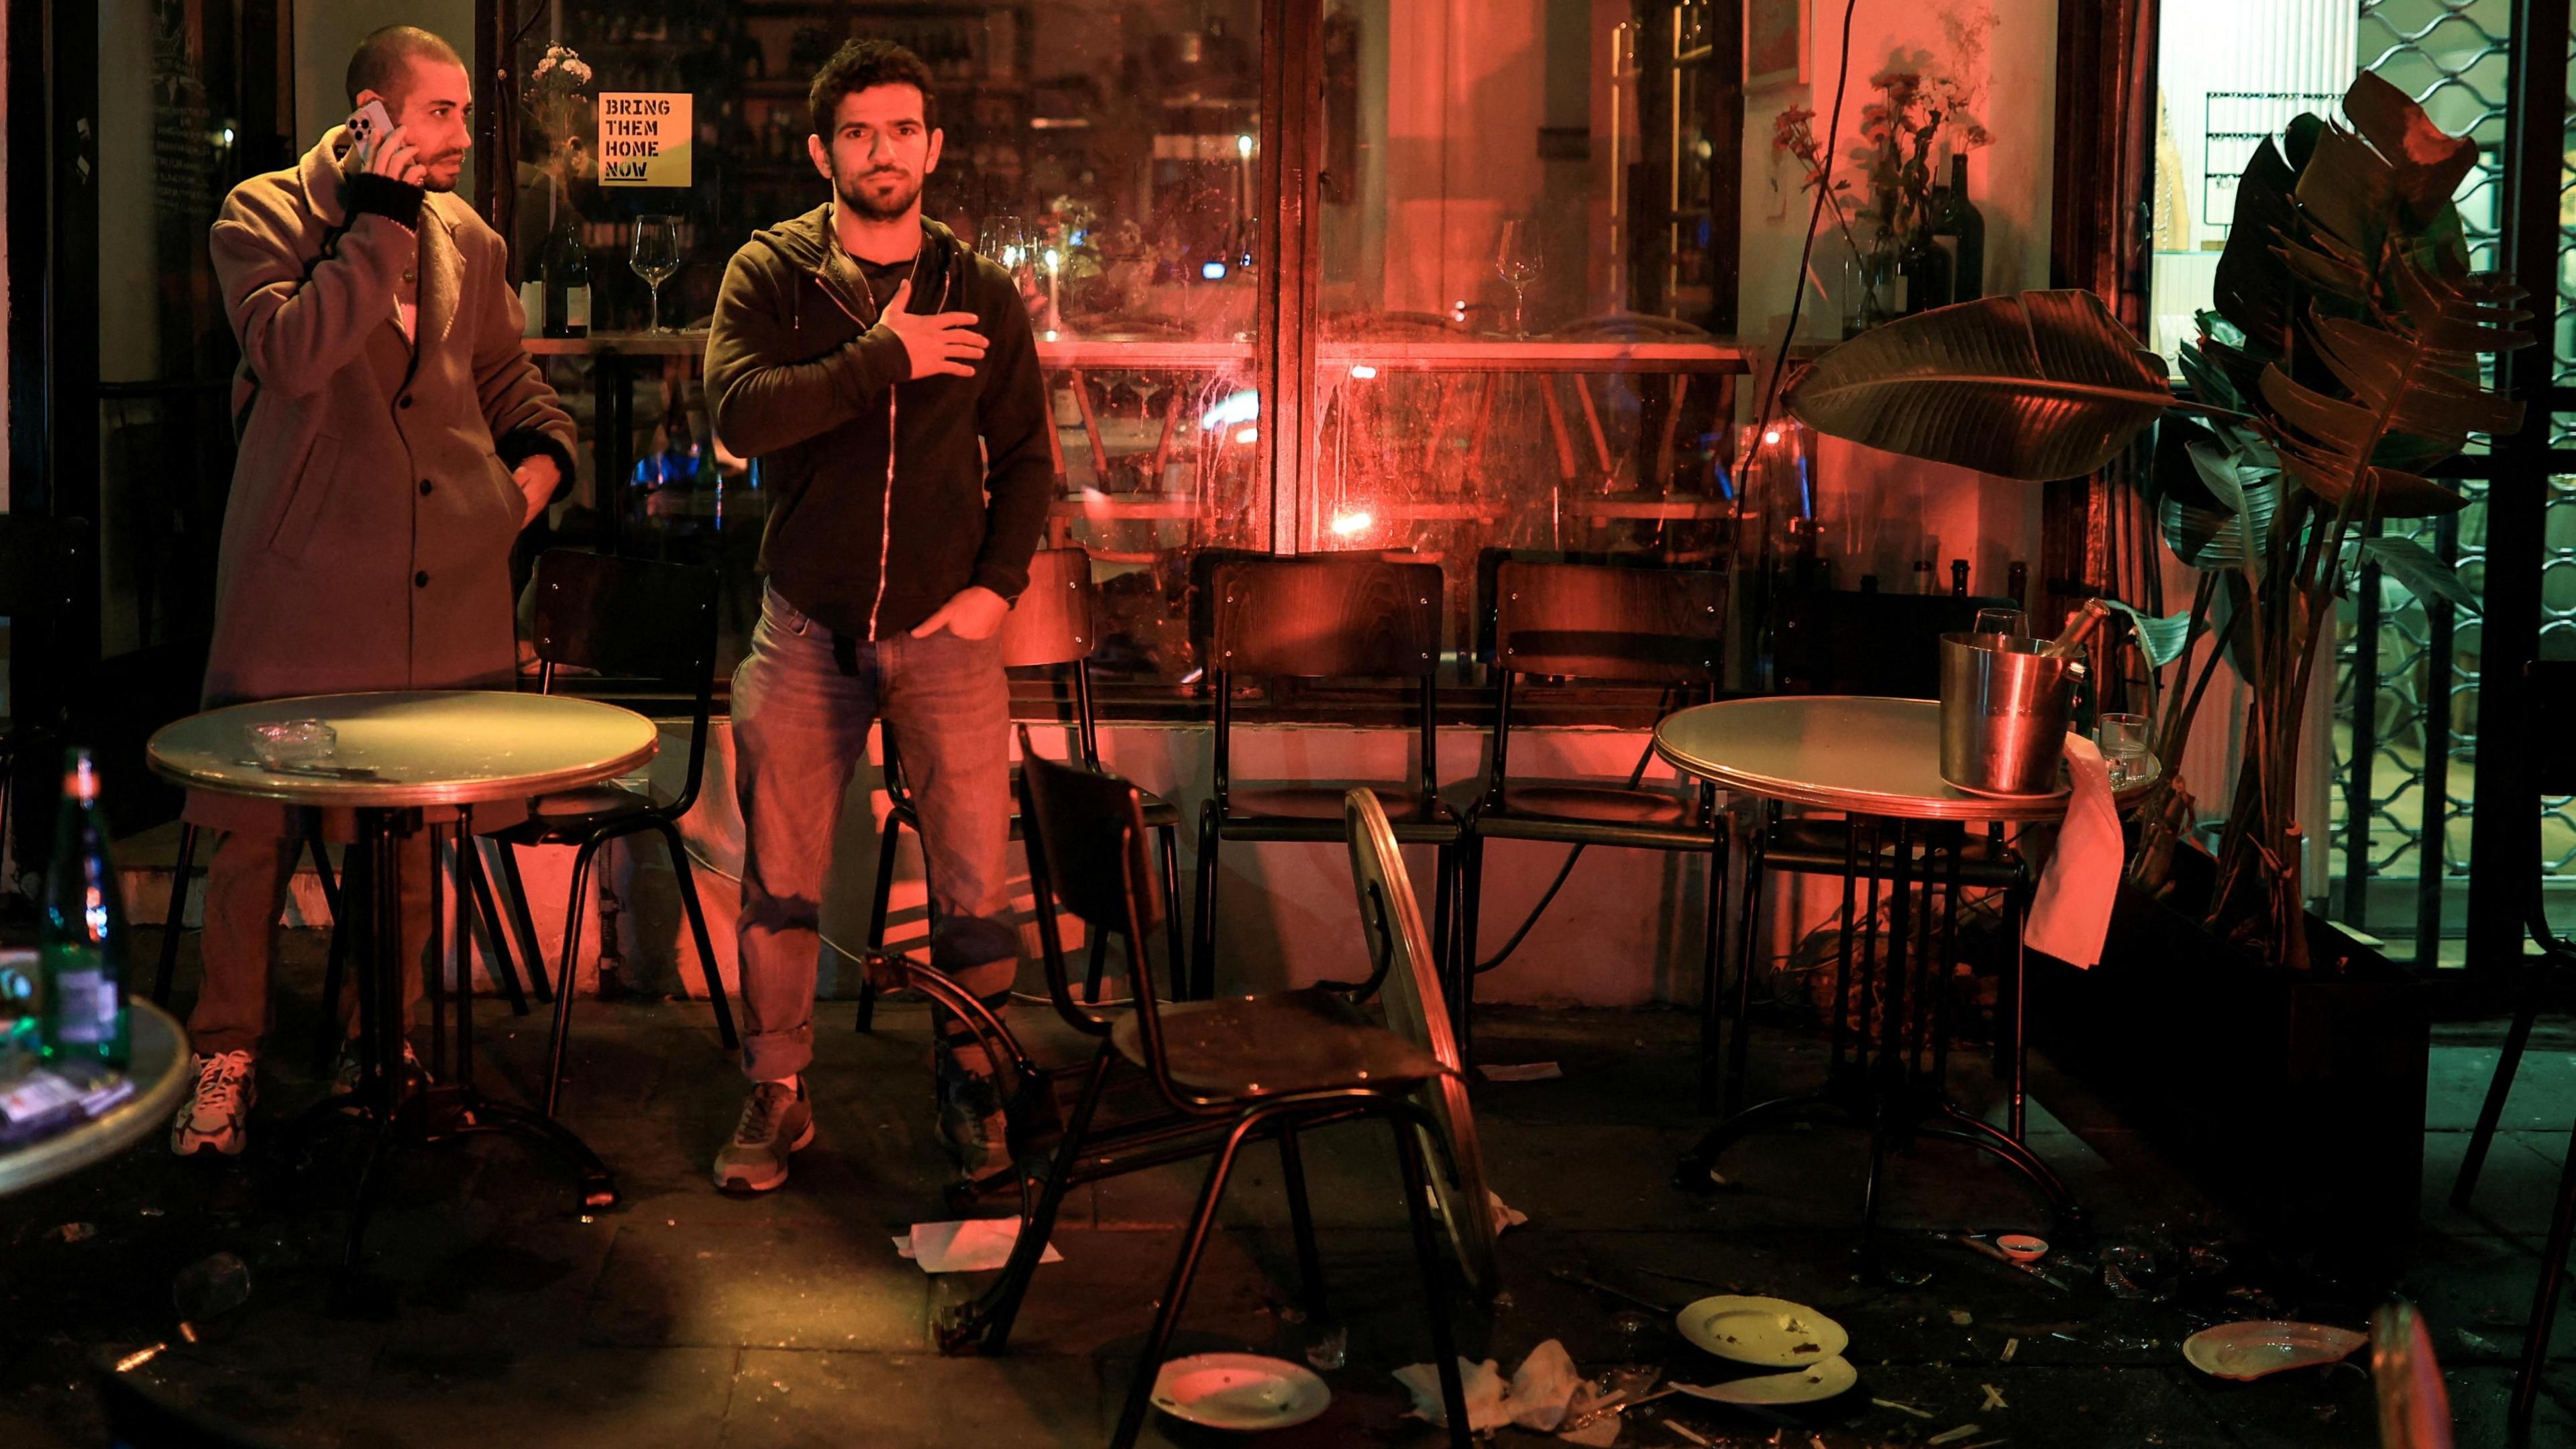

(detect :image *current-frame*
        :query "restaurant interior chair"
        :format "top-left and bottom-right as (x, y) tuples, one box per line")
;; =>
(492, 548), (737, 1120)
(918, 731), (1470, 1449)
(1723, 587), (2034, 1119)
(853, 546), (1185, 1028)
(0, 516), (89, 903)
(1458, 555), (1729, 1082)
(1193, 554), (1460, 999)
(2450, 657), (2576, 1441)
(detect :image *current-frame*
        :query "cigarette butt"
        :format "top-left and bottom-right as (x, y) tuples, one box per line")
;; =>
(1874, 1398), (1937, 1419)
(1927, 1424), (1983, 1446)
(1668, 1422), (1713, 1446)
(2001, 1336), (2019, 1362)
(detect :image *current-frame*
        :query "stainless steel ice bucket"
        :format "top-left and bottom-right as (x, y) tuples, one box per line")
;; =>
(1938, 632), (2078, 795)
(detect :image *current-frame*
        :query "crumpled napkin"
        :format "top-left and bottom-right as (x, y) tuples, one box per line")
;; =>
(1393, 1339), (1582, 1431)
(2025, 734), (2125, 968)
(892, 1219), (1063, 1273)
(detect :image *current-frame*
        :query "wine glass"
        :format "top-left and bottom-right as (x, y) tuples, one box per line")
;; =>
(1495, 217), (1545, 337)
(629, 215), (682, 333)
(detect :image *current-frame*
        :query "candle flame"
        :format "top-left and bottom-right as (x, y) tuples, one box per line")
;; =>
(1329, 509), (1373, 537)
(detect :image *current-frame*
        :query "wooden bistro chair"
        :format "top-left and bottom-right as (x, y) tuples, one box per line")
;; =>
(1460, 557), (1729, 1083)
(1194, 555), (1460, 999)
(922, 733), (1471, 1448)
(853, 547), (1187, 1029)
(491, 549), (738, 1119)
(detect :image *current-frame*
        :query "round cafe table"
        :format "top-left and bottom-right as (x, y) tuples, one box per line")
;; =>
(1655, 696), (2155, 1263)
(0, 1001), (191, 1198)
(148, 691), (658, 1269)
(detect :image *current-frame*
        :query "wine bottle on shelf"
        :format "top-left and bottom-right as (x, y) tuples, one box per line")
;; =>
(543, 214), (590, 339)
(1912, 559), (1935, 594)
(2006, 560), (2029, 610)
(1934, 152), (1986, 303)
(40, 749), (129, 1069)
(1950, 559), (1969, 596)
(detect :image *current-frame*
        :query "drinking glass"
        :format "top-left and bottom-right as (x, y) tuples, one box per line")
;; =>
(629, 216), (682, 333)
(1973, 607), (2029, 639)
(2095, 711), (2153, 788)
(1495, 217), (1544, 337)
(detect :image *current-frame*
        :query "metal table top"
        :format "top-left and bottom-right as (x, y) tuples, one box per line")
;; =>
(147, 691), (658, 810)
(0, 1002), (191, 1197)
(1654, 695), (2151, 823)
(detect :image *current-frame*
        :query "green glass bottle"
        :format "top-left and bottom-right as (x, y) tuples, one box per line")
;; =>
(40, 748), (130, 1069)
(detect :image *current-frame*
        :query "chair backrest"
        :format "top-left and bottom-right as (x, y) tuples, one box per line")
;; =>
(2532, 659), (2576, 799)
(999, 547), (1098, 670)
(1491, 559), (1727, 684)
(1772, 588), (2014, 698)
(1342, 787), (1499, 1293)
(531, 548), (720, 687)
(1209, 556), (1445, 680)
(1014, 728), (1166, 1037)
(529, 548), (720, 811)
(2369, 1301), (2453, 1449)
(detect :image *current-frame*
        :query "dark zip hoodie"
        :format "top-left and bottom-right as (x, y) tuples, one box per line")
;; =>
(705, 205), (1051, 641)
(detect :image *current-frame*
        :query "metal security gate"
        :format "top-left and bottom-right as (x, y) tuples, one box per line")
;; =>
(2329, 0), (2574, 965)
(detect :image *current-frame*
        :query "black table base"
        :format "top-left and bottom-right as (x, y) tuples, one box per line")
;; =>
(1677, 810), (2082, 1273)
(313, 810), (618, 1280)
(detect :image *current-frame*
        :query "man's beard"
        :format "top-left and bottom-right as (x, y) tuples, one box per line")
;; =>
(421, 162), (462, 193)
(836, 165), (921, 221)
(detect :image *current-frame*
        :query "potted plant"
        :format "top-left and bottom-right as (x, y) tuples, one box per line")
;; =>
(1777, 72), (2528, 1260)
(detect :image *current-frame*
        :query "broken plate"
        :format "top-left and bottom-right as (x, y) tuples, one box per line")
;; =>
(1675, 1354), (1859, 1406)
(2182, 1321), (2367, 1381)
(1676, 1295), (1850, 1368)
(1150, 1353), (1332, 1430)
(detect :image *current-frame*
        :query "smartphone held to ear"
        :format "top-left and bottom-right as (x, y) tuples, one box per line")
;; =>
(346, 99), (394, 167)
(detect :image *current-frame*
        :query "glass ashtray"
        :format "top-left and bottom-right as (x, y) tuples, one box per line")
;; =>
(249, 719), (337, 770)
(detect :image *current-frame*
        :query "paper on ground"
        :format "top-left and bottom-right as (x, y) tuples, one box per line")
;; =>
(892, 1219), (1063, 1273)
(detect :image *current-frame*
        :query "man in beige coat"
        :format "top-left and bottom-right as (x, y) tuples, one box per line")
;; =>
(172, 28), (577, 1157)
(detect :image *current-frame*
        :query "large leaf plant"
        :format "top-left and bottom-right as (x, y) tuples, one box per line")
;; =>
(1780, 73), (2531, 970)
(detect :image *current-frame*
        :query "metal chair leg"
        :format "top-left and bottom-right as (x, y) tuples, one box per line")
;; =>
(151, 823), (200, 1007)
(1191, 803), (1222, 1002)
(2459, 954), (2553, 1208)
(541, 840), (604, 1120)
(492, 843), (554, 1005)
(456, 837), (532, 1016)
(1277, 1126), (1330, 1324)
(1390, 1111), (1474, 1449)
(856, 809), (904, 1032)
(1110, 1116), (1262, 1449)
(314, 841), (366, 1076)
(1726, 820), (1770, 1116)
(1156, 823), (1187, 1005)
(1697, 828), (1728, 1116)
(657, 821), (739, 1050)
(2511, 1120), (2576, 1443)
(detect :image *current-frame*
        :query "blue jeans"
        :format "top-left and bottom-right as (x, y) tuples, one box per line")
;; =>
(731, 584), (1016, 1082)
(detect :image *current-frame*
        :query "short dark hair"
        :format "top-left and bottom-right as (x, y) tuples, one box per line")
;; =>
(808, 40), (938, 141)
(345, 25), (465, 107)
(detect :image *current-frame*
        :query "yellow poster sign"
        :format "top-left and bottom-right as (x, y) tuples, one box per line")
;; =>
(598, 93), (692, 187)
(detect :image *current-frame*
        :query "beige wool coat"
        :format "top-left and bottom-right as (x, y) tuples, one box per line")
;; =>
(187, 127), (576, 837)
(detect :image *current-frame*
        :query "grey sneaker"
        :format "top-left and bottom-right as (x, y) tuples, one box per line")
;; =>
(934, 1038), (1012, 1181)
(333, 1038), (426, 1095)
(713, 1077), (814, 1193)
(171, 1051), (258, 1157)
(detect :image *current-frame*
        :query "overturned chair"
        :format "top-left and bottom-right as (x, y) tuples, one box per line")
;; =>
(869, 734), (1488, 1448)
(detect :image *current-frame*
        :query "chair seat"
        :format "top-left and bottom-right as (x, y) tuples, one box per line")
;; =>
(894, 784), (1183, 833)
(1224, 788), (1457, 838)
(500, 782), (664, 842)
(1489, 783), (1697, 826)
(1110, 987), (1444, 1098)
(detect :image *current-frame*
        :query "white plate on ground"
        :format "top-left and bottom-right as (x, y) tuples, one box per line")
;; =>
(1676, 1295), (1850, 1368)
(1150, 1353), (1332, 1430)
(1675, 1354), (1860, 1405)
(2182, 1321), (2367, 1381)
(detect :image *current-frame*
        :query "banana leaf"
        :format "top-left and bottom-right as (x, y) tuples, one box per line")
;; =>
(2102, 598), (2196, 668)
(2213, 139), (2301, 353)
(2162, 474), (2282, 571)
(2342, 71), (2481, 223)
(1781, 290), (2174, 482)
(2353, 535), (2478, 612)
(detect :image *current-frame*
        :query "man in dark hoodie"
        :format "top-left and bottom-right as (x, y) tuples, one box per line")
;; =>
(702, 39), (1051, 1193)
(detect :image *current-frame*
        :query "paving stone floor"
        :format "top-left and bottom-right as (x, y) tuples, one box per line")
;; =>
(3, 927), (2573, 1447)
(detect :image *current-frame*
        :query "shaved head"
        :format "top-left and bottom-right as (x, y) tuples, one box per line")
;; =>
(345, 25), (465, 107)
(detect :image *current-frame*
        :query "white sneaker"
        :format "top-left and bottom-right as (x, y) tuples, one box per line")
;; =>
(171, 1051), (258, 1157)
